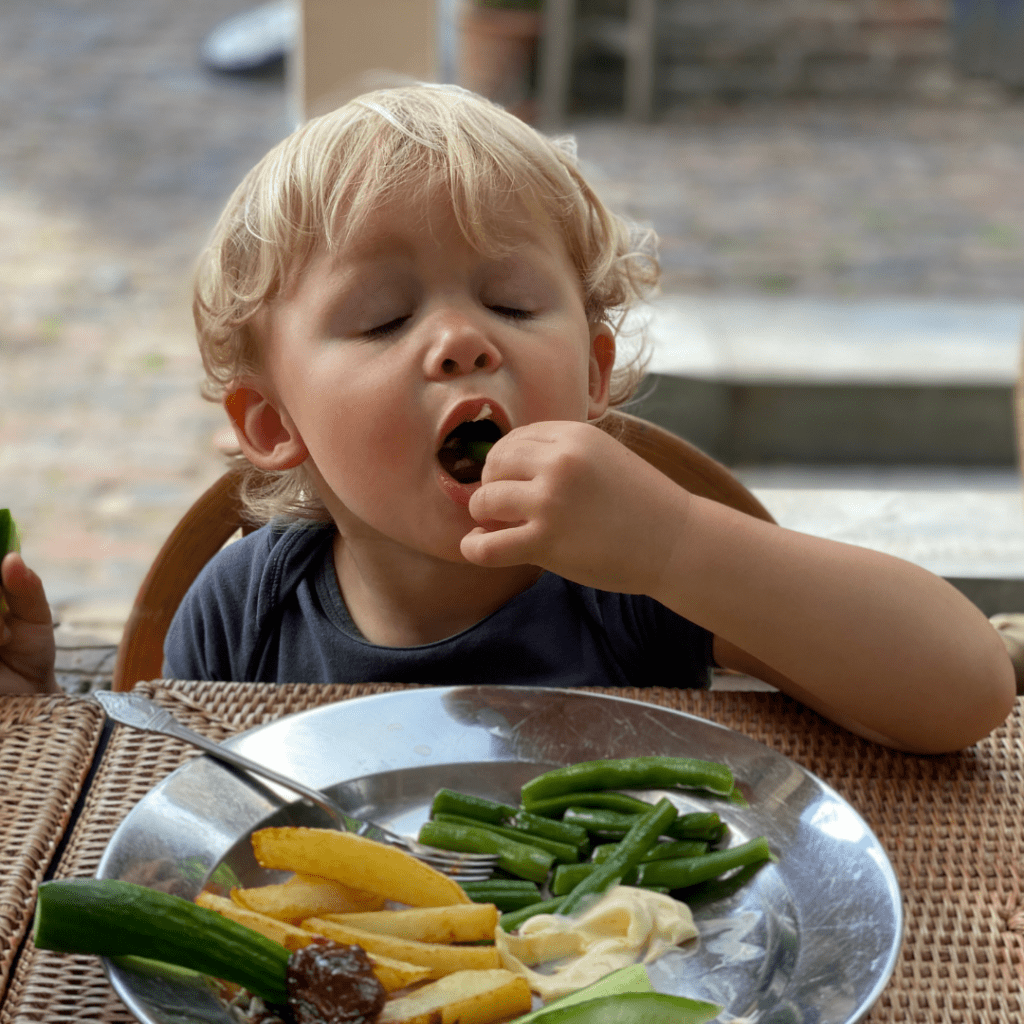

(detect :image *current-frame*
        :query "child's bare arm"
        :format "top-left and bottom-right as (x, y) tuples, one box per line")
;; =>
(1, 552), (58, 695)
(462, 421), (1015, 753)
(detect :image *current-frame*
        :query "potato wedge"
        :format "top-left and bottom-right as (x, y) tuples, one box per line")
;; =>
(365, 952), (433, 993)
(252, 828), (469, 908)
(195, 892), (320, 951)
(302, 919), (501, 979)
(379, 968), (532, 1024)
(231, 873), (385, 921)
(195, 893), (429, 992)
(323, 904), (499, 944)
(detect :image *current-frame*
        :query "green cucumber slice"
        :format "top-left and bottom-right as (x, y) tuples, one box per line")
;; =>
(517, 991), (723, 1024)
(33, 879), (290, 1005)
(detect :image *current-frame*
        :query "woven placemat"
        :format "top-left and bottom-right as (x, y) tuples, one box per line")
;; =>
(3, 681), (1022, 1023)
(0, 695), (105, 1003)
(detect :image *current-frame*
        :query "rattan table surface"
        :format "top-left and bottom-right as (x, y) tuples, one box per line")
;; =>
(1, 681), (1023, 1023)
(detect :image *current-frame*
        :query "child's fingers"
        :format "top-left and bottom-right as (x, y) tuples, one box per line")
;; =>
(0, 552), (53, 626)
(461, 522), (540, 567)
(467, 479), (537, 527)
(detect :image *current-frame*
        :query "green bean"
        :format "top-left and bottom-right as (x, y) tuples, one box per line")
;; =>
(431, 788), (589, 848)
(590, 839), (708, 864)
(432, 813), (580, 863)
(431, 788), (515, 825)
(509, 809), (589, 849)
(499, 896), (567, 932)
(417, 820), (554, 883)
(562, 806), (726, 845)
(557, 798), (677, 916)
(522, 791), (658, 818)
(521, 757), (734, 809)
(633, 836), (775, 891)
(458, 883), (543, 912)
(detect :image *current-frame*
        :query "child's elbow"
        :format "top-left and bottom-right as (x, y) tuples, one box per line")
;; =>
(920, 638), (1017, 754)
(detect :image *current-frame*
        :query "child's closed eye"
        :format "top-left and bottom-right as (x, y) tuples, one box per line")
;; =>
(489, 305), (533, 321)
(364, 316), (410, 338)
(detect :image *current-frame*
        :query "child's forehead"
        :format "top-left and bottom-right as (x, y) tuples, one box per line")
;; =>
(324, 184), (568, 264)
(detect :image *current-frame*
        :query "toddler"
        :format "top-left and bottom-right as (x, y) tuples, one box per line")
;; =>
(0, 85), (1015, 753)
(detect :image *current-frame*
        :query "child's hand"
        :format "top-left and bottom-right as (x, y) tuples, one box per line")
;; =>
(461, 420), (689, 593)
(0, 552), (58, 695)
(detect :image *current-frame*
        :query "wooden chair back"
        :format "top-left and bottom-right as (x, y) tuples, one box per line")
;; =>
(112, 410), (774, 691)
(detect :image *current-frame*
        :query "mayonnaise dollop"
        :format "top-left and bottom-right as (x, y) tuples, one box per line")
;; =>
(494, 886), (698, 1000)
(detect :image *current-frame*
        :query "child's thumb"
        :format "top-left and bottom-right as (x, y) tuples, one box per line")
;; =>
(1, 552), (53, 626)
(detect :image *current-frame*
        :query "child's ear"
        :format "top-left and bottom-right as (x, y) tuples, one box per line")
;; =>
(587, 323), (616, 420)
(224, 382), (308, 470)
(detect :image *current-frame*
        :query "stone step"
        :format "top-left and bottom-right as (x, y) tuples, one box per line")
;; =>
(737, 465), (1024, 615)
(630, 295), (1024, 465)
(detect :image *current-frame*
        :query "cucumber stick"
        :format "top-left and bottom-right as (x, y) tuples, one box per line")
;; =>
(33, 879), (290, 1004)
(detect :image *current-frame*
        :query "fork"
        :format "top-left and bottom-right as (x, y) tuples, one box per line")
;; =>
(94, 691), (498, 881)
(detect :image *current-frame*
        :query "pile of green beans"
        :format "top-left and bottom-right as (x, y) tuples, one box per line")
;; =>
(415, 756), (774, 929)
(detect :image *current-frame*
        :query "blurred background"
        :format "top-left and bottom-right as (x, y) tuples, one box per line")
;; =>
(2, 0), (1024, 689)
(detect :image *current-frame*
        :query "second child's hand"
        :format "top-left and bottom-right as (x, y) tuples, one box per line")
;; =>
(0, 552), (59, 695)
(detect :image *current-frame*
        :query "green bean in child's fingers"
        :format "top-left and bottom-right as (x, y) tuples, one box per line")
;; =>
(520, 756), (735, 808)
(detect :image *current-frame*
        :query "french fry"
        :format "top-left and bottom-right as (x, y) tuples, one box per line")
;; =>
(378, 969), (532, 1024)
(195, 892), (430, 992)
(302, 919), (501, 979)
(231, 873), (385, 921)
(365, 952), (433, 993)
(323, 904), (499, 944)
(195, 892), (321, 951)
(252, 828), (470, 908)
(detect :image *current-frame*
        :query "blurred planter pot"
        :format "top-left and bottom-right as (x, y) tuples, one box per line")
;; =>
(460, 1), (543, 122)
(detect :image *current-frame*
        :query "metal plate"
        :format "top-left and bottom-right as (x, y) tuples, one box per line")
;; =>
(96, 686), (903, 1024)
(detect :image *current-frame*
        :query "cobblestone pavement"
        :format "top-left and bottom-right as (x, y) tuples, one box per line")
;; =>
(2, 1), (1024, 681)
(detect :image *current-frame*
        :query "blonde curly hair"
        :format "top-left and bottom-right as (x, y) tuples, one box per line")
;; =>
(193, 84), (660, 524)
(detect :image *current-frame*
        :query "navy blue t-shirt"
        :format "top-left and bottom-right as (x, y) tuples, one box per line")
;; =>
(163, 522), (714, 688)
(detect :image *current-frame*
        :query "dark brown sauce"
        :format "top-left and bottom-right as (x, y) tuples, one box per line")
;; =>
(286, 940), (386, 1024)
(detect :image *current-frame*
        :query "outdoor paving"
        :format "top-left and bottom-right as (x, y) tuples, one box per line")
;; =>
(3, 1), (1024, 691)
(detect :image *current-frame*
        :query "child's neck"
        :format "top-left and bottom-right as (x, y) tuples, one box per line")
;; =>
(331, 533), (543, 647)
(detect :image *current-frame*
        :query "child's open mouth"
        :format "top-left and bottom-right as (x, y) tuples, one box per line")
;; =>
(437, 417), (503, 484)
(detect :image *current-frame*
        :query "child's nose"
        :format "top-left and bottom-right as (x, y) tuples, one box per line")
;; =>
(423, 313), (503, 380)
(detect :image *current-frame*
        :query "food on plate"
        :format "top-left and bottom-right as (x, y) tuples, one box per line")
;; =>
(417, 820), (555, 883)
(302, 919), (502, 979)
(512, 991), (722, 1024)
(496, 885), (698, 1001)
(519, 757), (736, 807)
(251, 827), (471, 907)
(33, 878), (292, 1004)
(232, 873), (386, 920)
(555, 798), (677, 916)
(319, 904), (499, 944)
(287, 938), (386, 1024)
(377, 969), (530, 1024)
(459, 879), (544, 913)
(197, 890), (320, 951)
